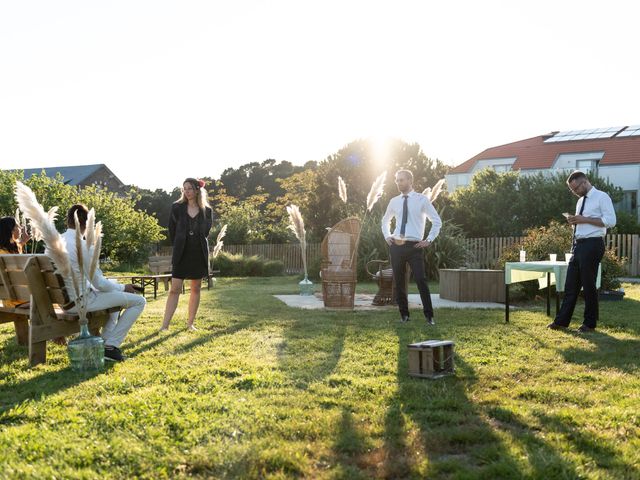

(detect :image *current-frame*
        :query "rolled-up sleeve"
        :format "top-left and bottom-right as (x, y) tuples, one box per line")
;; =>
(600, 193), (617, 229)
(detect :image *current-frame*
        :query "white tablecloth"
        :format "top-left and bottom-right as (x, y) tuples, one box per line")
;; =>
(505, 261), (601, 292)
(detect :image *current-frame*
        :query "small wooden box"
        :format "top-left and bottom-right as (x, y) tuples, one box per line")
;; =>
(407, 340), (455, 378)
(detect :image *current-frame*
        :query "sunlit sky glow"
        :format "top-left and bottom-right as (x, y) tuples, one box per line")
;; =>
(1, 0), (639, 191)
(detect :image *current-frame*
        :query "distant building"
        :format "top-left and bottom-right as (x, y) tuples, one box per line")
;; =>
(445, 125), (640, 219)
(13, 164), (125, 192)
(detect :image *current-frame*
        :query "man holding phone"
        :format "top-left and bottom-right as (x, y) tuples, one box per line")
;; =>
(548, 171), (616, 333)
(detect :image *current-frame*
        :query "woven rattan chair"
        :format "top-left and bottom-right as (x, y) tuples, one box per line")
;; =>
(320, 217), (362, 309)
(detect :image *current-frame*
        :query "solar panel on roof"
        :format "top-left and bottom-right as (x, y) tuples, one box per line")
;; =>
(616, 125), (640, 137)
(544, 126), (623, 143)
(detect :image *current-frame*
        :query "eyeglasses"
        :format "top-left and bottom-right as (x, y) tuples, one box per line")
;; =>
(569, 180), (586, 193)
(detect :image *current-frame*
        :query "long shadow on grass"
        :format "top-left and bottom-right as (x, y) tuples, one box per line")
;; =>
(484, 406), (592, 478)
(125, 328), (185, 357)
(534, 411), (639, 477)
(276, 311), (347, 387)
(372, 327), (586, 479)
(167, 280), (348, 379)
(560, 330), (640, 373)
(598, 295), (640, 335)
(0, 336), (102, 423)
(379, 349), (525, 479)
(168, 284), (287, 355)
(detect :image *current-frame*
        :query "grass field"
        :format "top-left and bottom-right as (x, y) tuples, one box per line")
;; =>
(1, 277), (638, 479)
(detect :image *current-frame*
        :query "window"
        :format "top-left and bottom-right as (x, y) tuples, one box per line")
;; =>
(616, 191), (638, 214)
(576, 159), (597, 172)
(493, 164), (511, 173)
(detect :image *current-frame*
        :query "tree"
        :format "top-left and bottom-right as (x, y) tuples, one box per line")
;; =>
(278, 138), (450, 241)
(1, 170), (165, 265)
(449, 170), (624, 237)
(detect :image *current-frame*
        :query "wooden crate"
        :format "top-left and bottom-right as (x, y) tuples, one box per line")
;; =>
(439, 269), (505, 302)
(407, 340), (455, 378)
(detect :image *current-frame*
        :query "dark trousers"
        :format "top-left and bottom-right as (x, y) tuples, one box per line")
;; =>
(389, 242), (433, 318)
(555, 237), (605, 328)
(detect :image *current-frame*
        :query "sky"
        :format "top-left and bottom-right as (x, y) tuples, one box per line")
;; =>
(1, 0), (639, 192)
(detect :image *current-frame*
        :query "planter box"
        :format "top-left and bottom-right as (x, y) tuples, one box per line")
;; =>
(598, 290), (625, 301)
(439, 269), (505, 303)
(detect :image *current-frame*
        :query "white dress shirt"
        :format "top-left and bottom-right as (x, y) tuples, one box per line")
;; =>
(574, 186), (616, 239)
(47, 229), (125, 302)
(381, 190), (442, 242)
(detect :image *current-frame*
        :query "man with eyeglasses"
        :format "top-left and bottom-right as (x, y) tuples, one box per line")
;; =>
(548, 171), (616, 333)
(381, 169), (442, 325)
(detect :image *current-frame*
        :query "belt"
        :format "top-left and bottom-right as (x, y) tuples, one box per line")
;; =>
(393, 239), (419, 245)
(575, 237), (604, 244)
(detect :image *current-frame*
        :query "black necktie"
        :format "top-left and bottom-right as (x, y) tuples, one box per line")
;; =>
(400, 195), (408, 236)
(571, 195), (587, 248)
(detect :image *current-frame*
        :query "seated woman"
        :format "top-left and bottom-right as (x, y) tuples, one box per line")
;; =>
(0, 216), (30, 308)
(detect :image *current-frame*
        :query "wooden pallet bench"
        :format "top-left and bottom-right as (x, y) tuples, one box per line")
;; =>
(0, 254), (117, 366)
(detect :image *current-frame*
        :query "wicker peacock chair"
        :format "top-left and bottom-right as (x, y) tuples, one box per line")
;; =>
(320, 217), (362, 309)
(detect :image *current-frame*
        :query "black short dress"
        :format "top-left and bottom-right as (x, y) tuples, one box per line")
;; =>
(171, 211), (209, 280)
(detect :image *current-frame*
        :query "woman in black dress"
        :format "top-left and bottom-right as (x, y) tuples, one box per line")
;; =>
(161, 178), (213, 331)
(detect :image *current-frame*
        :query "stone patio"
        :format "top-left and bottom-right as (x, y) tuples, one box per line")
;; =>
(274, 293), (506, 310)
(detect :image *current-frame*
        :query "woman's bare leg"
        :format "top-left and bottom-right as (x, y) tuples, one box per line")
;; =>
(161, 278), (183, 330)
(187, 279), (202, 330)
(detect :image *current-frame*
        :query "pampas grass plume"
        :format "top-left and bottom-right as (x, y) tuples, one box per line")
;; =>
(14, 182), (72, 281)
(429, 178), (445, 202)
(286, 204), (308, 276)
(366, 171), (386, 212)
(212, 224), (227, 259)
(338, 176), (347, 203)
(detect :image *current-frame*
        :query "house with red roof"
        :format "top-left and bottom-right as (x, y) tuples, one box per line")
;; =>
(445, 125), (640, 219)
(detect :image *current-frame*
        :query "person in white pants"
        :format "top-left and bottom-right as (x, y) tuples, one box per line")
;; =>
(48, 204), (146, 362)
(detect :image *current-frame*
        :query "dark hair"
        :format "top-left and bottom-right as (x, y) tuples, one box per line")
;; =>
(0, 216), (19, 253)
(567, 170), (587, 184)
(66, 204), (89, 230)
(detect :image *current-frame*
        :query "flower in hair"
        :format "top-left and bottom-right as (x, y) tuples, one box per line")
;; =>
(198, 179), (205, 188)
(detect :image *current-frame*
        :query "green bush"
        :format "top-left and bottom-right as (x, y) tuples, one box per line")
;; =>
(307, 254), (322, 281)
(213, 252), (284, 277)
(610, 211), (640, 234)
(499, 220), (573, 265)
(600, 249), (626, 291)
(263, 259), (285, 276)
(424, 220), (471, 279)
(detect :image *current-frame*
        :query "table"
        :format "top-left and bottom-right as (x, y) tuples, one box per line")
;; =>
(504, 261), (601, 322)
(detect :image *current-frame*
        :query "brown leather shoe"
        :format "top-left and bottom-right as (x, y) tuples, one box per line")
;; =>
(547, 322), (567, 330)
(578, 325), (595, 333)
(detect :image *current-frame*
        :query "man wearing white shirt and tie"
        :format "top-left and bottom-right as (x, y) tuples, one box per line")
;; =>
(381, 169), (442, 324)
(548, 171), (616, 333)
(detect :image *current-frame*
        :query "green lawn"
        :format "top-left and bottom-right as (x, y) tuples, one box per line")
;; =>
(0, 277), (638, 479)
